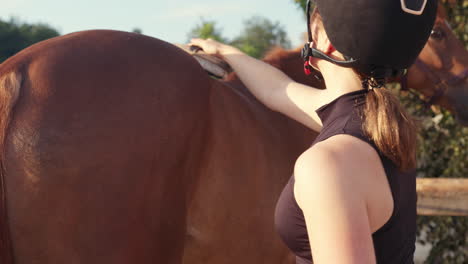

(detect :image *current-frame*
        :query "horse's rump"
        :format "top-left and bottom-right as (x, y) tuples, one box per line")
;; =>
(0, 30), (212, 264)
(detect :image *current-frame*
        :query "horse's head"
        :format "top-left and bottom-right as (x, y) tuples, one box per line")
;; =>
(405, 5), (468, 125)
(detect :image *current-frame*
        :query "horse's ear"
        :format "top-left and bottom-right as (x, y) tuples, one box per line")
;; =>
(436, 3), (446, 19)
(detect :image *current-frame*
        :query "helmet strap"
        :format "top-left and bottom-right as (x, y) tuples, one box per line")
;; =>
(301, 0), (359, 71)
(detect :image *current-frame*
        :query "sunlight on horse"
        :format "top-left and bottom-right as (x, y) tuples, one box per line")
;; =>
(0, 4), (466, 264)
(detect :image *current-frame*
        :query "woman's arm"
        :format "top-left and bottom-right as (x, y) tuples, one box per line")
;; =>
(189, 38), (323, 131)
(293, 135), (377, 264)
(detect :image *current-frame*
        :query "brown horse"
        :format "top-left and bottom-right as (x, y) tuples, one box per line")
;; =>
(0, 7), (467, 264)
(0, 31), (215, 264)
(0, 29), (311, 264)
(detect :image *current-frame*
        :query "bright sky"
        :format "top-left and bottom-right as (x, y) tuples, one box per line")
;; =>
(1, 0), (307, 47)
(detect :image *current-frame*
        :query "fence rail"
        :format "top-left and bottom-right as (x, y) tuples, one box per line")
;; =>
(416, 178), (468, 216)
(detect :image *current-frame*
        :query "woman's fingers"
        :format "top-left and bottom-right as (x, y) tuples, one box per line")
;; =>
(189, 38), (209, 52)
(189, 38), (222, 54)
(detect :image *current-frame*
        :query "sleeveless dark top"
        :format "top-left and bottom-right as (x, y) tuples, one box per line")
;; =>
(274, 90), (417, 264)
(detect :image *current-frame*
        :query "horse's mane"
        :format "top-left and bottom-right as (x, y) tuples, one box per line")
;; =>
(263, 46), (301, 68)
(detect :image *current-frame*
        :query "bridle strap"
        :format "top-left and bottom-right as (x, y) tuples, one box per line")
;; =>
(306, 0), (313, 43)
(448, 68), (468, 85)
(415, 59), (442, 86)
(418, 58), (468, 105)
(302, 0), (359, 70)
(400, 58), (468, 106)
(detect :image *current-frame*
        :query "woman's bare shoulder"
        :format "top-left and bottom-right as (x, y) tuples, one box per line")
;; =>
(296, 134), (381, 174)
(294, 134), (383, 205)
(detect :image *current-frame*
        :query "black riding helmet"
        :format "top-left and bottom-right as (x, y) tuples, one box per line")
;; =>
(302, 0), (438, 80)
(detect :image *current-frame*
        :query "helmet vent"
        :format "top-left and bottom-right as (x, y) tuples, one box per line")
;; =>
(401, 0), (428, 15)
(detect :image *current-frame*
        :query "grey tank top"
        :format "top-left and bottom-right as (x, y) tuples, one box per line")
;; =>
(274, 89), (417, 264)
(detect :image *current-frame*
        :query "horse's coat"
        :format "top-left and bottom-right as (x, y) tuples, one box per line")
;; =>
(0, 6), (466, 263)
(1, 30), (214, 264)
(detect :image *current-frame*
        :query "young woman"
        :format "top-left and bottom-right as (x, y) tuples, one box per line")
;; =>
(190, 0), (438, 263)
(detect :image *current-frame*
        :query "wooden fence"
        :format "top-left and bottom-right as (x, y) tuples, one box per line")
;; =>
(417, 178), (468, 216)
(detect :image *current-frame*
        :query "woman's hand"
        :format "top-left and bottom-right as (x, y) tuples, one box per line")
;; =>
(189, 38), (240, 56)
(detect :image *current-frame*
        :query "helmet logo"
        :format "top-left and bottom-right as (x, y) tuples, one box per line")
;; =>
(401, 0), (428, 15)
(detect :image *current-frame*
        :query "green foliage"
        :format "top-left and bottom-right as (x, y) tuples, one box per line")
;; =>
(0, 18), (60, 63)
(397, 89), (468, 263)
(187, 16), (291, 59)
(417, 216), (468, 263)
(397, 1), (468, 261)
(442, 0), (467, 45)
(230, 16), (291, 58)
(411, 1), (468, 262)
(293, 0), (311, 13)
(187, 19), (227, 43)
(132, 28), (143, 34)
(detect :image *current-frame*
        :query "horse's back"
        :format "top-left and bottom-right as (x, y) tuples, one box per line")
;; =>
(1, 30), (211, 264)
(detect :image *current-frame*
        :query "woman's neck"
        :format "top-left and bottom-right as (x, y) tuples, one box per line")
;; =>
(316, 60), (365, 103)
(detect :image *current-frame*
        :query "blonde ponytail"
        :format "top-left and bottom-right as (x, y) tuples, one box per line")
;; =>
(361, 88), (417, 171)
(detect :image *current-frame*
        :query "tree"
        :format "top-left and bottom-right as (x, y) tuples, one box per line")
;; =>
(230, 16), (291, 58)
(132, 28), (143, 34)
(0, 18), (60, 62)
(293, 0), (309, 13)
(186, 19), (227, 43)
(186, 16), (291, 59)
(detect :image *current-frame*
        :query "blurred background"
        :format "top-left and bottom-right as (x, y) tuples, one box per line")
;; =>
(1, 0), (466, 263)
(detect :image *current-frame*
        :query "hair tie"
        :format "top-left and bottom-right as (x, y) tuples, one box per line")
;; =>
(362, 77), (385, 91)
